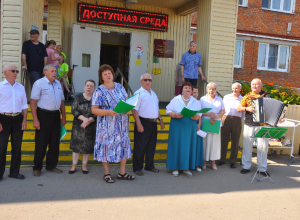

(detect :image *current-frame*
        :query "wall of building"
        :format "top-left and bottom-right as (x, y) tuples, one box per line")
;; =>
(234, 37), (300, 86)
(234, 0), (300, 88)
(22, 0), (44, 43)
(58, 0), (191, 101)
(237, 0), (300, 38)
(47, 0), (62, 45)
(0, 0), (23, 80)
(197, 0), (238, 96)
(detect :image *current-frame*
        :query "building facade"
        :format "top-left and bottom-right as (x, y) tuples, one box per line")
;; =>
(234, 0), (300, 87)
(1, 0), (239, 101)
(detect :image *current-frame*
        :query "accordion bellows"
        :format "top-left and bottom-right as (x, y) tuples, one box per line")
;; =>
(252, 98), (287, 127)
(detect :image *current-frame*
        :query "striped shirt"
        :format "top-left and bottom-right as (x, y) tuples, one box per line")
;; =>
(31, 76), (64, 111)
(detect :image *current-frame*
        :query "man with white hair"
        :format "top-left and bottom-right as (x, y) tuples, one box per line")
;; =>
(30, 64), (66, 177)
(237, 78), (273, 176)
(0, 64), (28, 181)
(132, 73), (164, 176)
(218, 82), (243, 168)
(180, 41), (205, 86)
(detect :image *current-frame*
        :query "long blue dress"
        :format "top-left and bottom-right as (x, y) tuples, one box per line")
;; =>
(166, 117), (197, 170)
(92, 83), (131, 163)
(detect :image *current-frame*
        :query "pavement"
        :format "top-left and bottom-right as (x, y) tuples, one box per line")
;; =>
(1, 154), (300, 220)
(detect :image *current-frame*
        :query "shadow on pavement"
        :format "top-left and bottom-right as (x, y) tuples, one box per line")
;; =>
(1, 154), (300, 204)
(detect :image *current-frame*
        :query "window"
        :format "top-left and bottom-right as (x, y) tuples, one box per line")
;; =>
(257, 43), (289, 72)
(239, 0), (248, 6)
(262, 0), (294, 13)
(234, 40), (243, 68)
(82, 54), (91, 67)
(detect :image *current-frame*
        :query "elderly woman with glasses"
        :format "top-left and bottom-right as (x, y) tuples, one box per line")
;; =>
(200, 82), (225, 170)
(166, 82), (202, 177)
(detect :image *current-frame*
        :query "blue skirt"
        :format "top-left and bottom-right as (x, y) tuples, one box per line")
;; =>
(166, 117), (197, 170)
(195, 136), (204, 167)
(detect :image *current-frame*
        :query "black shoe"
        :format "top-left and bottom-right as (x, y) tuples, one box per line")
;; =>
(257, 170), (270, 177)
(82, 170), (89, 174)
(230, 163), (236, 169)
(0, 176), (3, 181)
(69, 169), (76, 174)
(8, 173), (25, 180)
(217, 161), (225, 166)
(134, 170), (143, 176)
(240, 169), (250, 174)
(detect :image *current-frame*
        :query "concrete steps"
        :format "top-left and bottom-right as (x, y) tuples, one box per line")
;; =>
(6, 107), (241, 167)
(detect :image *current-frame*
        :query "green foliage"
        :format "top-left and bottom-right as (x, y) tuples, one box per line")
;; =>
(237, 81), (300, 105)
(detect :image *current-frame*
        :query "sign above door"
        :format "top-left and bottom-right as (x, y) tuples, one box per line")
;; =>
(78, 3), (168, 32)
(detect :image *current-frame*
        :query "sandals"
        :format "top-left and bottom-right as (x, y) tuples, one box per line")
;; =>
(117, 173), (135, 180)
(103, 174), (114, 183)
(172, 170), (179, 177)
(183, 170), (193, 177)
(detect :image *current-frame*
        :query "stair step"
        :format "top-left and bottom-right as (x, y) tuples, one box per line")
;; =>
(7, 108), (242, 168)
(7, 142), (168, 151)
(25, 122), (170, 132)
(18, 131), (170, 141)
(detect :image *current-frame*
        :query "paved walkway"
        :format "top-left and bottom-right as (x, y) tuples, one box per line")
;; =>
(1, 155), (300, 219)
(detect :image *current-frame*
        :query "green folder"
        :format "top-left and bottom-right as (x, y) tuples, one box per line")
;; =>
(180, 107), (212, 117)
(202, 118), (221, 134)
(60, 125), (67, 141)
(253, 127), (288, 138)
(113, 93), (140, 114)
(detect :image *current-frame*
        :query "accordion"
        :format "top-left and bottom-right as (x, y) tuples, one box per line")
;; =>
(252, 98), (287, 127)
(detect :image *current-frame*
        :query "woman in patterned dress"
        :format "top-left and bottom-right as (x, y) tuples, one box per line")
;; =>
(69, 80), (96, 174)
(91, 64), (134, 183)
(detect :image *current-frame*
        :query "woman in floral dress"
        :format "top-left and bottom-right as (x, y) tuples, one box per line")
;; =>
(91, 64), (134, 183)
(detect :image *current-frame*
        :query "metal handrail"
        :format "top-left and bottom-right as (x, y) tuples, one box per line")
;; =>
(114, 67), (133, 96)
(21, 69), (27, 87)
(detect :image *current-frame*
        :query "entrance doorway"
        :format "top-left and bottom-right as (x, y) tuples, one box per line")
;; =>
(70, 24), (149, 94)
(100, 31), (130, 87)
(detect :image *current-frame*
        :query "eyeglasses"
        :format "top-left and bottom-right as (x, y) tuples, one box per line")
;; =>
(143, 79), (152, 82)
(8, 70), (19, 73)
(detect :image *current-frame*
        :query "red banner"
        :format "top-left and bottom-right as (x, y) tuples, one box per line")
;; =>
(78, 4), (168, 32)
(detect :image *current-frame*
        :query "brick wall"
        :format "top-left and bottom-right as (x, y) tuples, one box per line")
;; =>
(234, 0), (300, 87)
(237, 0), (300, 38)
(234, 39), (300, 87)
(191, 1), (300, 88)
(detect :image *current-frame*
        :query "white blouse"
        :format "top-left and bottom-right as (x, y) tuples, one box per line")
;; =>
(200, 94), (225, 123)
(223, 93), (243, 118)
(166, 95), (202, 116)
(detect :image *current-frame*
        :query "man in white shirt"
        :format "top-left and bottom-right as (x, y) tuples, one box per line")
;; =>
(132, 73), (164, 176)
(218, 82), (243, 168)
(30, 64), (66, 177)
(0, 64), (28, 181)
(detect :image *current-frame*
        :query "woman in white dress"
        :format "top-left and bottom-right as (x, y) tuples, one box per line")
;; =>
(200, 82), (225, 170)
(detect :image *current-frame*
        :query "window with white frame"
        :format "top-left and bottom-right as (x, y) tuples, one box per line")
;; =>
(239, 0), (248, 6)
(257, 43), (289, 72)
(234, 40), (243, 68)
(262, 0), (294, 13)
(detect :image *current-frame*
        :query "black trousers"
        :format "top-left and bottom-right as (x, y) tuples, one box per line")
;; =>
(133, 117), (157, 171)
(33, 108), (61, 171)
(220, 116), (242, 164)
(0, 114), (23, 177)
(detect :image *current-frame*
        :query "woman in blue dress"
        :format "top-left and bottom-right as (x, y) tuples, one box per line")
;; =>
(192, 86), (204, 172)
(166, 82), (202, 177)
(91, 64), (134, 183)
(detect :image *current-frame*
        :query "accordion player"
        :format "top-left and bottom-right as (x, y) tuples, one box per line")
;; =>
(252, 97), (287, 127)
